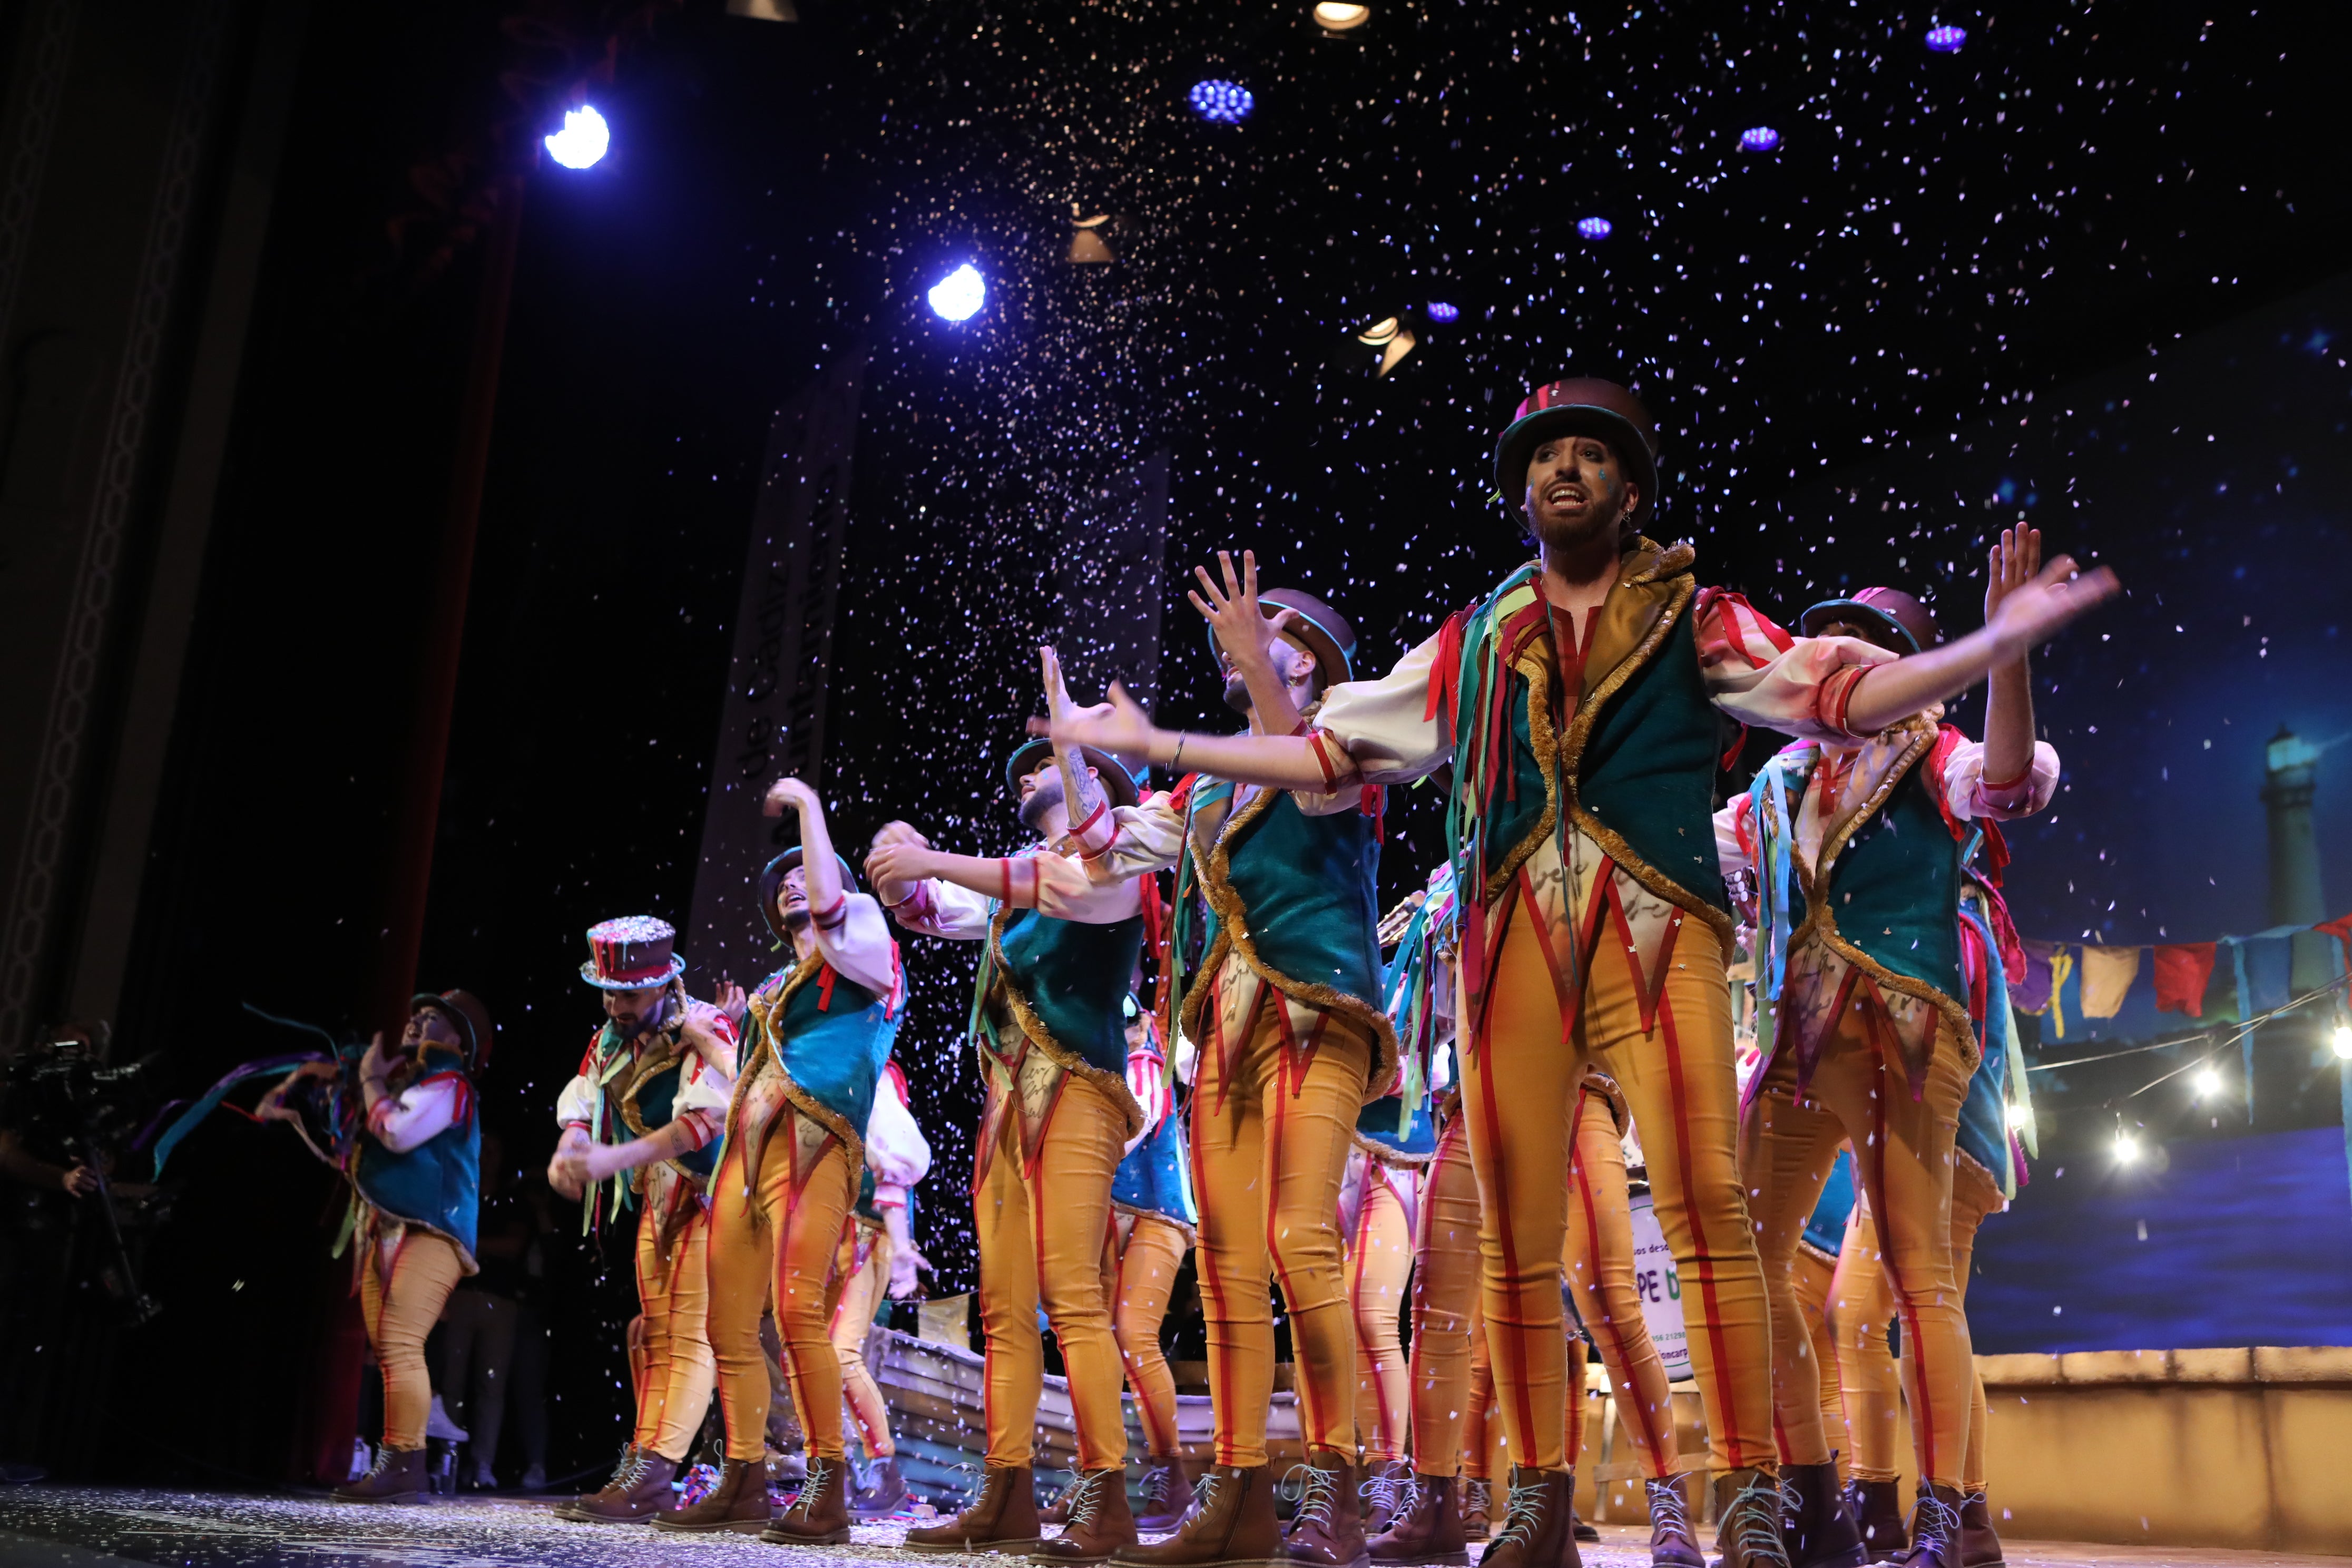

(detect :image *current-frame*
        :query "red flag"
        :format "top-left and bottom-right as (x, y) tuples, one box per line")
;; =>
(2152, 943), (2218, 1018)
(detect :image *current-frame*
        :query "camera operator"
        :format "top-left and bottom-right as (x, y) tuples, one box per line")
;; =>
(0, 1025), (110, 1199)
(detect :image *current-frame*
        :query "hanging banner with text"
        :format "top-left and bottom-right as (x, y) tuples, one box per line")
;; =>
(681, 346), (866, 997)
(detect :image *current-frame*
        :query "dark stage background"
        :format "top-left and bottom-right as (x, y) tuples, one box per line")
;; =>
(5, 0), (2350, 1486)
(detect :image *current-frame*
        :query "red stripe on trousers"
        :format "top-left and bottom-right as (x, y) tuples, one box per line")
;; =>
(1468, 939), (1542, 1472)
(1189, 1051), (1241, 1464)
(1864, 1014), (1938, 1482)
(1656, 983), (1755, 1468)
(1571, 1106), (1671, 1473)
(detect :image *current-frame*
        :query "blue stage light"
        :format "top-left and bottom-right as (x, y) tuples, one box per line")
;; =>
(1739, 125), (1781, 153)
(544, 105), (610, 169)
(1925, 24), (1967, 52)
(1576, 216), (1612, 241)
(1189, 80), (1255, 123)
(1426, 301), (1459, 322)
(927, 264), (986, 321)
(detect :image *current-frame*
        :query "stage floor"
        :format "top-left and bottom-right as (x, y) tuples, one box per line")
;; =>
(0, 1487), (2338, 1568)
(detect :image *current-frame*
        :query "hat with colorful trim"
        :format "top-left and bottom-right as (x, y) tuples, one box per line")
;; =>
(1491, 376), (1660, 527)
(579, 915), (686, 992)
(758, 848), (864, 944)
(1799, 586), (1942, 654)
(1203, 587), (1357, 690)
(1003, 739), (1143, 809)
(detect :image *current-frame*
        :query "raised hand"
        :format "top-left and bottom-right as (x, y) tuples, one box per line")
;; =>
(1028, 682), (1156, 758)
(1042, 645), (1113, 838)
(679, 998), (732, 1061)
(764, 777), (822, 819)
(864, 840), (937, 891)
(1190, 549), (1289, 673)
(1985, 554), (2121, 660)
(1984, 523), (2042, 627)
(713, 979), (748, 1029)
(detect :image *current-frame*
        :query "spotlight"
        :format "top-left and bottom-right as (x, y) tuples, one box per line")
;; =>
(1426, 301), (1459, 322)
(1739, 126), (1782, 154)
(2334, 1022), (2352, 1061)
(2004, 1102), (2028, 1129)
(927, 263), (986, 321)
(1925, 24), (1967, 52)
(1358, 316), (1416, 377)
(1313, 2), (1371, 30)
(2113, 1130), (2141, 1164)
(1190, 80), (1255, 123)
(544, 105), (610, 170)
(1068, 207), (1114, 263)
(1576, 215), (1612, 241)
(724, 0), (797, 17)
(2192, 1065), (2223, 1099)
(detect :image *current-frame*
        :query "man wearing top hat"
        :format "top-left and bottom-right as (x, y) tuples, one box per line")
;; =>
(546, 916), (740, 1523)
(1045, 379), (2116, 1568)
(1064, 558), (1396, 1568)
(866, 649), (1151, 1563)
(655, 777), (907, 1542)
(1714, 526), (2060, 1568)
(256, 987), (495, 1504)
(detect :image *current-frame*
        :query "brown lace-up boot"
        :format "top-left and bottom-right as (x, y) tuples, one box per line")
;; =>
(1136, 1454), (1196, 1532)
(1644, 1477), (1705, 1568)
(651, 1455), (769, 1533)
(1781, 1461), (1865, 1568)
(1713, 1470), (1795, 1568)
(763, 1453), (851, 1544)
(1956, 1493), (2003, 1568)
(1285, 1449), (1368, 1568)
(333, 1446), (428, 1504)
(1846, 1482), (1906, 1560)
(1368, 1472), (1465, 1565)
(1033, 1467), (1141, 1563)
(1459, 1478), (1491, 1541)
(1113, 1463), (1287, 1568)
(851, 1454), (909, 1521)
(565, 1446), (680, 1523)
(1480, 1466), (1579, 1568)
(1883, 1486), (1966, 1568)
(907, 1463), (1044, 1553)
(1360, 1462), (1413, 1537)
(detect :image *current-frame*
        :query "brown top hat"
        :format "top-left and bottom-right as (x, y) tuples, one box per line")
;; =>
(409, 989), (494, 1071)
(1202, 587), (1358, 690)
(1799, 586), (1942, 654)
(1491, 377), (1661, 528)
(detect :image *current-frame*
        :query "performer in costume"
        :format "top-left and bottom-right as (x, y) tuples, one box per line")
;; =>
(254, 989), (494, 1504)
(547, 918), (739, 1523)
(1076, 567), (1397, 1568)
(869, 657), (1151, 1563)
(1787, 1150), (1861, 1494)
(836, 1060), (935, 1521)
(1045, 385), (2116, 1568)
(657, 779), (906, 1542)
(1718, 525), (2062, 1568)
(1344, 1102), (1431, 1535)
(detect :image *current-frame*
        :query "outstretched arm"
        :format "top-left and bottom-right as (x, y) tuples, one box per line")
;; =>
(1978, 524), (2039, 786)
(1038, 686), (1336, 792)
(551, 1115), (718, 1192)
(1840, 552), (2117, 736)
(1041, 645), (1117, 841)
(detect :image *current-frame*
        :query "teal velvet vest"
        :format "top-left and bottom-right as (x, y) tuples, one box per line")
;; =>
(621, 1053), (721, 1180)
(1801, 1146), (1856, 1259)
(993, 903), (1143, 1083)
(753, 954), (902, 1158)
(347, 1045), (479, 1262)
(1787, 734), (1968, 1021)
(1353, 1094), (1439, 1163)
(1112, 1109), (1197, 1230)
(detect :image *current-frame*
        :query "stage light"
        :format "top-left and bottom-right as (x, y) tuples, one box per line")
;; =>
(1925, 24), (1967, 52)
(724, 0), (798, 17)
(1313, 3), (1371, 30)
(1358, 316), (1416, 377)
(2113, 1130), (2141, 1164)
(1426, 301), (1459, 322)
(2004, 1102), (2028, 1129)
(1068, 208), (1114, 263)
(2333, 1022), (2352, 1061)
(544, 105), (610, 170)
(2192, 1065), (2223, 1099)
(1739, 126), (1782, 154)
(1576, 215), (1612, 241)
(1190, 80), (1255, 123)
(928, 263), (986, 321)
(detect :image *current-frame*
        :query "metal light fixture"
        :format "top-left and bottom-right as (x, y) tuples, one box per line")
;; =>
(1068, 206), (1115, 263)
(1314, 3), (1371, 31)
(724, 0), (798, 18)
(1358, 316), (1416, 377)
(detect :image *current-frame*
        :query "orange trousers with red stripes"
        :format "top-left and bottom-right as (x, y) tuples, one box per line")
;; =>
(1463, 902), (1772, 1474)
(1191, 998), (1371, 1467)
(356, 1224), (465, 1452)
(708, 1118), (856, 1463)
(831, 1218), (896, 1458)
(1563, 1080), (1683, 1479)
(975, 1074), (1130, 1472)
(1742, 998), (1976, 1488)
(1350, 1165), (1415, 1462)
(1098, 1211), (1190, 1457)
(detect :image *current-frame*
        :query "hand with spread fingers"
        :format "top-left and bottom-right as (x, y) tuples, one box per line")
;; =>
(1191, 548), (1291, 674)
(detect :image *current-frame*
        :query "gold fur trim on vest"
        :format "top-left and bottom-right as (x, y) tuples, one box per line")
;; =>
(1178, 781), (1402, 1103)
(985, 904), (1147, 1141)
(1788, 716), (1979, 1070)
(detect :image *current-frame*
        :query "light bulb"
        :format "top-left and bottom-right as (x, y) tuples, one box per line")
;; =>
(927, 264), (986, 321)
(544, 105), (610, 170)
(2113, 1131), (2141, 1164)
(2192, 1066), (2222, 1099)
(2333, 1023), (2352, 1061)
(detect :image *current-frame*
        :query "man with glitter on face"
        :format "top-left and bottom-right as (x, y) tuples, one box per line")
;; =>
(655, 777), (907, 1542)
(1044, 378), (2118, 1568)
(1070, 561), (1396, 1568)
(546, 915), (740, 1523)
(866, 648), (1152, 1564)
(1716, 526), (2060, 1568)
